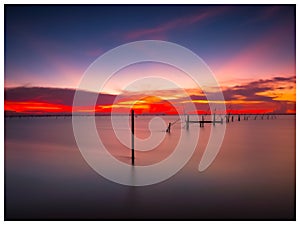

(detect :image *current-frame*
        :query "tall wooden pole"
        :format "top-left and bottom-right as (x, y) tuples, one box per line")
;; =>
(186, 114), (190, 130)
(131, 109), (135, 165)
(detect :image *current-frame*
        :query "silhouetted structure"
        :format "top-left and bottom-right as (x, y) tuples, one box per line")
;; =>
(213, 113), (216, 126)
(166, 122), (171, 133)
(186, 114), (190, 130)
(200, 115), (205, 127)
(131, 109), (135, 165)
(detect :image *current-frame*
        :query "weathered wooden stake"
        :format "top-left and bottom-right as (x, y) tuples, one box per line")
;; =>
(166, 122), (171, 133)
(213, 113), (216, 126)
(186, 114), (190, 130)
(238, 114), (240, 121)
(131, 109), (135, 165)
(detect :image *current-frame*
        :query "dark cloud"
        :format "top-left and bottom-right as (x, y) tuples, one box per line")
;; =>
(273, 76), (296, 82)
(221, 75), (295, 102)
(5, 87), (116, 106)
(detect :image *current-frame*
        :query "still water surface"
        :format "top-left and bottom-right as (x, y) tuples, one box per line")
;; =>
(5, 115), (295, 220)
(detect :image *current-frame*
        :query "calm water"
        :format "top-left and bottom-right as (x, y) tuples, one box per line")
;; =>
(5, 115), (295, 220)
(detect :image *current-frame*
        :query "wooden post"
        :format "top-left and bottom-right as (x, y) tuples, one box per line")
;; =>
(201, 115), (204, 127)
(238, 114), (240, 121)
(186, 114), (190, 130)
(213, 113), (216, 126)
(166, 122), (171, 133)
(231, 115), (234, 122)
(131, 109), (135, 165)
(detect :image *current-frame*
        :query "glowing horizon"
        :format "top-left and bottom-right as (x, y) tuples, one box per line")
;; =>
(4, 74), (296, 115)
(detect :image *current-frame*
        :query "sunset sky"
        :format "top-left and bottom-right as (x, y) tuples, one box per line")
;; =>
(4, 5), (296, 114)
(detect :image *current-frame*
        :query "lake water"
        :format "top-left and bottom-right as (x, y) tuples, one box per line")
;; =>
(5, 115), (295, 220)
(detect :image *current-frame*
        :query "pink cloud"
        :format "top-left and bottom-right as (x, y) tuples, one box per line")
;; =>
(214, 21), (295, 83)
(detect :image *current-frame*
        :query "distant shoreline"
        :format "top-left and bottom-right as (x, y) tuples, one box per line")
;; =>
(4, 113), (296, 118)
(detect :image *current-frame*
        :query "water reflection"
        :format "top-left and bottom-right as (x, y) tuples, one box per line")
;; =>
(5, 115), (295, 219)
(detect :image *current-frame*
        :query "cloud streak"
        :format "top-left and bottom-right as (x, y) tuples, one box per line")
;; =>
(124, 7), (229, 40)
